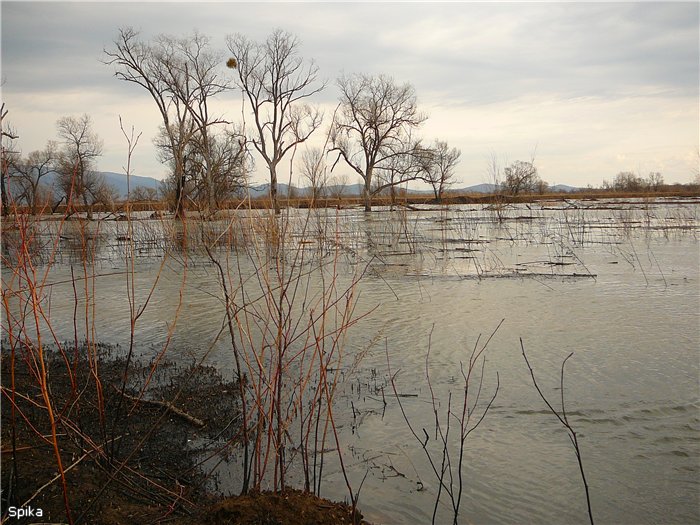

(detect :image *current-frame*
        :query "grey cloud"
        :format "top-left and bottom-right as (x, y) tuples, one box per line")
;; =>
(2, 2), (697, 185)
(5, 2), (696, 102)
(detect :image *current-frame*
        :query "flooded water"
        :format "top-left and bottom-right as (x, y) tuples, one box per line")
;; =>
(3, 198), (699, 524)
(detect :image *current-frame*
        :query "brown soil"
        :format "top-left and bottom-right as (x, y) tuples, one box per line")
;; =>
(1, 342), (367, 525)
(202, 490), (366, 525)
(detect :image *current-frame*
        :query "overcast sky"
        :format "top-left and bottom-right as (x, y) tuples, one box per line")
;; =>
(2, 1), (698, 188)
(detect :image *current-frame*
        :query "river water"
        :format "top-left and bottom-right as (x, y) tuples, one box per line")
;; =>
(3, 198), (698, 524)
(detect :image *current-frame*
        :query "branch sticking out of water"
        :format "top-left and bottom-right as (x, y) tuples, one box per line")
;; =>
(387, 322), (502, 525)
(520, 339), (594, 525)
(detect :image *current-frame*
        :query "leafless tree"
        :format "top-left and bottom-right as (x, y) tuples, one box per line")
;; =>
(536, 179), (550, 195)
(503, 160), (540, 195)
(1, 103), (19, 216)
(609, 171), (646, 192)
(105, 28), (190, 217)
(485, 151), (503, 192)
(55, 114), (104, 218)
(420, 140), (461, 202)
(165, 32), (231, 212)
(484, 152), (508, 221)
(331, 73), (427, 211)
(328, 173), (349, 200)
(105, 28), (231, 217)
(155, 123), (248, 208)
(647, 171), (664, 192)
(92, 181), (120, 210)
(8, 142), (57, 214)
(130, 186), (159, 202)
(300, 147), (328, 203)
(226, 29), (324, 214)
(216, 130), (250, 205)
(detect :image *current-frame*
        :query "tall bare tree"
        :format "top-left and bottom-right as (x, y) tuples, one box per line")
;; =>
(331, 73), (427, 211)
(105, 28), (231, 216)
(106, 28), (188, 217)
(226, 29), (324, 214)
(56, 114), (104, 218)
(420, 140), (461, 202)
(163, 32), (231, 212)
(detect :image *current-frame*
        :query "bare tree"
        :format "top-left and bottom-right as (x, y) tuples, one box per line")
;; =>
(226, 29), (324, 214)
(503, 160), (540, 195)
(420, 140), (461, 202)
(164, 32), (231, 212)
(485, 152), (508, 221)
(1, 103), (19, 216)
(647, 171), (664, 192)
(328, 173), (349, 200)
(55, 114), (104, 218)
(105, 28), (231, 217)
(8, 142), (57, 214)
(536, 178), (550, 195)
(155, 123), (248, 208)
(331, 73), (427, 211)
(208, 129), (249, 207)
(610, 171), (645, 192)
(300, 146), (327, 203)
(130, 186), (159, 202)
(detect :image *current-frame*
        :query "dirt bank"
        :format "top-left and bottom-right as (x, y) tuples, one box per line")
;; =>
(1, 343), (367, 524)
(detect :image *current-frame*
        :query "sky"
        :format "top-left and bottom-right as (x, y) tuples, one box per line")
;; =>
(2, 1), (699, 188)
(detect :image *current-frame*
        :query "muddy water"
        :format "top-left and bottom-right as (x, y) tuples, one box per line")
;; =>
(3, 198), (699, 524)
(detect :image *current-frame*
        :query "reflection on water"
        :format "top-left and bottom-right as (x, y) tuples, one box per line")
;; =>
(2, 198), (699, 524)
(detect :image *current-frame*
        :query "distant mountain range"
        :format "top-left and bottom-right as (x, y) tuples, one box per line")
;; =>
(246, 181), (581, 197)
(103, 174), (580, 198)
(30, 171), (579, 199)
(98, 171), (160, 196)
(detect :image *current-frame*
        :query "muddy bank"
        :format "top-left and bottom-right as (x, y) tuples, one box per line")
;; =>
(1, 343), (366, 524)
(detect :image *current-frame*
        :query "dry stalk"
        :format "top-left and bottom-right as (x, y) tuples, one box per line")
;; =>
(387, 321), (502, 525)
(520, 339), (594, 525)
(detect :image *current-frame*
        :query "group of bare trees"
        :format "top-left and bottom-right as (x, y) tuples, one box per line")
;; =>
(330, 73), (462, 210)
(5, 26), (695, 217)
(3, 28), (463, 217)
(104, 27), (463, 215)
(3, 28), (464, 217)
(1, 110), (117, 217)
(602, 171), (665, 192)
(105, 28), (248, 217)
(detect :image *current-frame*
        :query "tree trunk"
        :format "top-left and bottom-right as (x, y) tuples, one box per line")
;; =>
(30, 181), (39, 215)
(174, 161), (185, 219)
(1, 170), (8, 217)
(363, 169), (372, 212)
(83, 192), (93, 220)
(270, 163), (280, 215)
